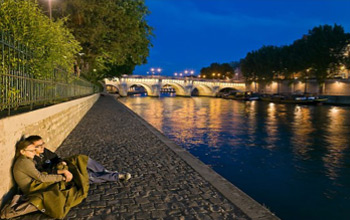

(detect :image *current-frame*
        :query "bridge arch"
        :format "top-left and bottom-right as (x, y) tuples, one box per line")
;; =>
(161, 82), (187, 96)
(218, 87), (242, 92)
(105, 84), (119, 94)
(192, 84), (214, 96)
(128, 83), (152, 96)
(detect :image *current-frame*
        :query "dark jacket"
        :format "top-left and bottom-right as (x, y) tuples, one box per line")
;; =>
(33, 148), (63, 174)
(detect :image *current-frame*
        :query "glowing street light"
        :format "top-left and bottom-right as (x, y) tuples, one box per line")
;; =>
(174, 72), (178, 76)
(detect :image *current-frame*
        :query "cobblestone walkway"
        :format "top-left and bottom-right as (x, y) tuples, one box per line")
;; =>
(19, 95), (251, 220)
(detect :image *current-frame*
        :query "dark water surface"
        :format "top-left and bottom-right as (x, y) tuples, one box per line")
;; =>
(120, 97), (350, 220)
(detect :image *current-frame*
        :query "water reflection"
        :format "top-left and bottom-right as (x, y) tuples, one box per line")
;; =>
(120, 97), (350, 220)
(265, 103), (278, 149)
(324, 107), (349, 181)
(291, 106), (314, 160)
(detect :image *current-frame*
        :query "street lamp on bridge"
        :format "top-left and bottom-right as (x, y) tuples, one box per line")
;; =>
(149, 67), (162, 77)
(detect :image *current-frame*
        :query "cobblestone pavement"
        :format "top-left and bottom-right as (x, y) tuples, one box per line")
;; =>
(18, 95), (250, 220)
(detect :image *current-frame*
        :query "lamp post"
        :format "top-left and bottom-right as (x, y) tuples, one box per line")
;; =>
(48, 0), (52, 20)
(150, 68), (155, 77)
(157, 68), (162, 76)
(190, 70), (194, 79)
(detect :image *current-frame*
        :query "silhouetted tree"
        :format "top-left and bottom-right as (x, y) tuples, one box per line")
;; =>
(200, 63), (235, 79)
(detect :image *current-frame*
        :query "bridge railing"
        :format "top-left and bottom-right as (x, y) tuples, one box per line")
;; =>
(119, 75), (246, 83)
(0, 31), (98, 116)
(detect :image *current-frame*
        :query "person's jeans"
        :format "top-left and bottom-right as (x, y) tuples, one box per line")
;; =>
(87, 158), (119, 183)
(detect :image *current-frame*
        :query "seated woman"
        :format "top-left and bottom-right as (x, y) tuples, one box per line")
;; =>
(13, 140), (68, 194)
(26, 135), (131, 182)
(6, 140), (89, 219)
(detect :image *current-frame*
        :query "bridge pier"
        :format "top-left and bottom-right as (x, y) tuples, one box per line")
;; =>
(148, 84), (161, 97)
(118, 83), (129, 97)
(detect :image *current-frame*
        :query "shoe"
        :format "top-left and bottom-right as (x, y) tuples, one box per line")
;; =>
(119, 173), (131, 181)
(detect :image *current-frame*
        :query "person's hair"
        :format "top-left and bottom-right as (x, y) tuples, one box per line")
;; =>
(25, 135), (42, 143)
(15, 140), (33, 159)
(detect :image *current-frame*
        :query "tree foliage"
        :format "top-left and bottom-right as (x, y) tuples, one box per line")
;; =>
(0, 0), (81, 79)
(42, 0), (153, 81)
(200, 63), (235, 79)
(240, 24), (350, 86)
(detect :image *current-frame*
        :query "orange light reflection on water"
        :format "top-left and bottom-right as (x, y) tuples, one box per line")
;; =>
(291, 106), (314, 160)
(323, 107), (349, 182)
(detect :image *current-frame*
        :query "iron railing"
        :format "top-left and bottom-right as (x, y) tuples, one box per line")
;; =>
(0, 31), (98, 116)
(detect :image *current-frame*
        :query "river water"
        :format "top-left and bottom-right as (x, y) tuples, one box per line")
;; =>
(120, 96), (350, 220)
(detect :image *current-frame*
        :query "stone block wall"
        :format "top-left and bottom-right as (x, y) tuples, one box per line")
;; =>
(0, 94), (99, 203)
(246, 79), (350, 96)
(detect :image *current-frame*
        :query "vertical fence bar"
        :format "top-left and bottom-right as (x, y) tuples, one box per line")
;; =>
(1, 31), (4, 111)
(7, 32), (11, 115)
(0, 31), (97, 116)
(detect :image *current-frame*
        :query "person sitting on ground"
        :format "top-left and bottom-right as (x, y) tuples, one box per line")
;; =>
(6, 140), (89, 219)
(13, 140), (69, 195)
(26, 135), (131, 183)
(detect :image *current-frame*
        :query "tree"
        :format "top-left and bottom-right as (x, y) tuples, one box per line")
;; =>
(200, 62), (235, 79)
(40, 0), (154, 82)
(0, 0), (81, 79)
(240, 24), (350, 93)
(303, 24), (350, 90)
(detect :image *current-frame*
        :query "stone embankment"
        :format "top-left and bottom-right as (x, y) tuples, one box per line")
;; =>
(17, 95), (278, 220)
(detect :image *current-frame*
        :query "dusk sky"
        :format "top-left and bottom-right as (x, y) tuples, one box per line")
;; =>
(134, 0), (350, 76)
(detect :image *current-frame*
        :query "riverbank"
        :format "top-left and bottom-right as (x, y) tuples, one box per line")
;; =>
(322, 95), (350, 105)
(18, 94), (278, 219)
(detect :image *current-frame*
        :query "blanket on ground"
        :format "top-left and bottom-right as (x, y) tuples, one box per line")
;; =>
(27, 154), (89, 219)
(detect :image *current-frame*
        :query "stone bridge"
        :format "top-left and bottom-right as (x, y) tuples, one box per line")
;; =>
(104, 76), (246, 97)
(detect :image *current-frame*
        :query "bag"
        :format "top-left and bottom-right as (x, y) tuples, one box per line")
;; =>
(0, 195), (38, 219)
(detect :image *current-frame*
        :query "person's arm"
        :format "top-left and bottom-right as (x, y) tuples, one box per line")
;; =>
(21, 158), (64, 183)
(57, 170), (73, 182)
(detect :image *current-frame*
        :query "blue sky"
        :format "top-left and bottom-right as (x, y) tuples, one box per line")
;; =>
(134, 0), (350, 76)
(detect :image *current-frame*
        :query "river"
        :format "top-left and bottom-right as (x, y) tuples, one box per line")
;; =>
(120, 96), (350, 220)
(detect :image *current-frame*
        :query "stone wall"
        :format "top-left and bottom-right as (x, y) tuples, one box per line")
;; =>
(246, 79), (350, 96)
(0, 94), (99, 203)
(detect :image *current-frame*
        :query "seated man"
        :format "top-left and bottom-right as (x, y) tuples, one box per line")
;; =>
(26, 135), (131, 182)
(1, 140), (88, 219)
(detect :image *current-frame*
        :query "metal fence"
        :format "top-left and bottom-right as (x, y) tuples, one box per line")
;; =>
(0, 31), (98, 116)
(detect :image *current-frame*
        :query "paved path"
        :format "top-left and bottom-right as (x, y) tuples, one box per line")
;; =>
(19, 95), (257, 220)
